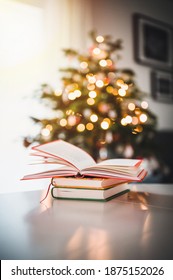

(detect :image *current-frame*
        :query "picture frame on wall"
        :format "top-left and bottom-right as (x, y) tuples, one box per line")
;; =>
(151, 70), (173, 103)
(133, 13), (173, 70)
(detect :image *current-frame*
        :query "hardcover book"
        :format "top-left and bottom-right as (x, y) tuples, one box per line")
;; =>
(51, 183), (129, 201)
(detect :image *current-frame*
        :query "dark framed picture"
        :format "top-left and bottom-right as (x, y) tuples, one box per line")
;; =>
(151, 70), (173, 103)
(133, 13), (173, 70)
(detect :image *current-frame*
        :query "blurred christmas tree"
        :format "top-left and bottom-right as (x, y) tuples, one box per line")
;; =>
(24, 31), (157, 161)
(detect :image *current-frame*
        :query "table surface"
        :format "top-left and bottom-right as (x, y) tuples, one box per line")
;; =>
(1, 184), (173, 260)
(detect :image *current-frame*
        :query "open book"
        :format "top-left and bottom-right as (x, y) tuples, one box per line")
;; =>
(22, 140), (147, 181)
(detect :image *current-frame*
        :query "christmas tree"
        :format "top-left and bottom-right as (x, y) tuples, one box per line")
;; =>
(24, 31), (157, 161)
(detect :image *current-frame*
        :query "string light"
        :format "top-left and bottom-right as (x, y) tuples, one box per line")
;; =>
(90, 114), (98, 122)
(116, 79), (124, 87)
(41, 128), (50, 137)
(125, 115), (132, 124)
(87, 84), (95, 90)
(66, 109), (74, 115)
(80, 61), (88, 69)
(106, 59), (113, 66)
(132, 116), (138, 125)
(87, 98), (95, 105)
(86, 123), (94, 130)
(121, 118), (127, 126)
(134, 125), (143, 133)
(60, 119), (67, 127)
(86, 74), (96, 84)
(99, 59), (107, 67)
(139, 113), (147, 123)
(74, 89), (81, 97)
(77, 124), (85, 132)
(68, 92), (76, 100)
(121, 83), (128, 90)
(96, 35), (104, 43)
(89, 91), (97, 98)
(128, 103), (135, 111)
(68, 115), (76, 126)
(54, 89), (62, 96)
(141, 101), (148, 109)
(93, 47), (101, 55)
(106, 86), (114, 93)
(46, 124), (53, 131)
(101, 118), (110, 130)
(118, 88), (126, 96)
(96, 80), (104, 88)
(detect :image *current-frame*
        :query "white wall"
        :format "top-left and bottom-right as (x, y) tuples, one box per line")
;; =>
(91, 0), (173, 130)
(0, 0), (92, 193)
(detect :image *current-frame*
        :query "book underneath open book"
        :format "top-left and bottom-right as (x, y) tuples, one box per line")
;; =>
(22, 140), (147, 182)
(51, 183), (129, 201)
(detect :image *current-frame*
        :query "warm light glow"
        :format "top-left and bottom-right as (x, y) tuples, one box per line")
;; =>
(87, 98), (95, 105)
(132, 116), (138, 125)
(141, 101), (148, 109)
(121, 83), (128, 90)
(46, 124), (53, 131)
(68, 92), (76, 100)
(41, 128), (50, 136)
(89, 91), (97, 98)
(93, 47), (101, 55)
(139, 113), (148, 123)
(116, 79), (124, 87)
(96, 35), (104, 43)
(74, 89), (81, 97)
(106, 86), (114, 93)
(121, 118), (127, 126)
(108, 72), (116, 79)
(135, 108), (141, 115)
(134, 125), (143, 133)
(66, 109), (74, 115)
(101, 118), (110, 130)
(99, 59), (107, 67)
(128, 103), (135, 111)
(83, 108), (92, 117)
(118, 88), (126, 96)
(106, 59), (113, 66)
(87, 84), (95, 90)
(68, 115), (76, 126)
(96, 80), (104, 88)
(60, 118), (67, 127)
(90, 114), (98, 122)
(125, 115), (132, 124)
(87, 74), (96, 84)
(77, 123), (85, 132)
(86, 122), (94, 130)
(54, 89), (62, 96)
(80, 61), (88, 69)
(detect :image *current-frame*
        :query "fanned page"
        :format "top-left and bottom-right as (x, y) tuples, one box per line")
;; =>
(32, 140), (96, 171)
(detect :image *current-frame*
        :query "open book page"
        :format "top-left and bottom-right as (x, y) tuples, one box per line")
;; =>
(81, 168), (147, 181)
(32, 140), (96, 170)
(22, 166), (78, 180)
(95, 158), (142, 168)
(82, 159), (142, 174)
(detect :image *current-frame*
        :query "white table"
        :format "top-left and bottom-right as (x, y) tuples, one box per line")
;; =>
(0, 184), (173, 260)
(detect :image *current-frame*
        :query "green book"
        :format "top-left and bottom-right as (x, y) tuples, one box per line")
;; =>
(51, 183), (129, 202)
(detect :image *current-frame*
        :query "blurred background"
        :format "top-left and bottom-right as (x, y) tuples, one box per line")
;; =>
(0, 0), (173, 193)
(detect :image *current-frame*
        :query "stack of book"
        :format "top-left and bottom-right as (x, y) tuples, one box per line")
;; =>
(22, 140), (147, 201)
(51, 177), (129, 201)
